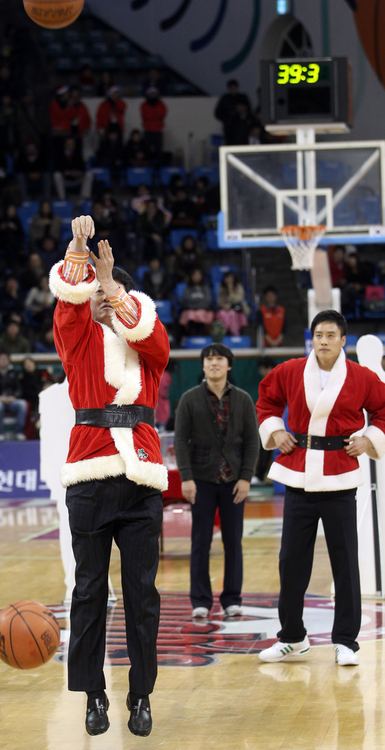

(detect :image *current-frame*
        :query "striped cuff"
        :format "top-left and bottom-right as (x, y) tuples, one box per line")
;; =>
(109, 287), (139, 326)
(63, 243), (90, 285)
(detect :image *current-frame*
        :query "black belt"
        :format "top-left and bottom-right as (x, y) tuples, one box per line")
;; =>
(295, 433), (350, 451)
(75, 405), (155, 429)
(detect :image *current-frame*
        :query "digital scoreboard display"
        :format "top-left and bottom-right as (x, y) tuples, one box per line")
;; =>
(260, 57), (352, 127)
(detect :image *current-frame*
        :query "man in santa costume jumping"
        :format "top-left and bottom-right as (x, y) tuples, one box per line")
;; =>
(49, 215), (169, 737)
(256, 309), (385, 667)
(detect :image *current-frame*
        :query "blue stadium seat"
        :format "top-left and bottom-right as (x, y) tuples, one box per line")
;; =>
(155, 300), (173, 324)
(63, 28), (81, 42)
(68, 41), (86, 56)
(160, 166), (186, 186)
(222, 336), (251, 349)
(78, 200), (93, 216)
(127, 167), (153, 188)
(181, 336), (213, 349)
(91, 42), (109, 55)
(55, 57), (74, 71)
(345, 335), (358, 347)
(282, 163), (297, 187)
(115, 40), (132, 56)
(39, 29), (55, 43)
(192, 166), (219, 185)
(60, 218), (73, 245)
(46, 42), (64, 57)
(205, 229), (219, 250)
(91, 167), (112, 187)
(97, 56), (118, 71)
(52, 201), (74, 219)
(78, 56), (95, 69)
(170, 229), (198, 250)
(17, 201), (39, 236)
(358, 195), (382, 225)
(86, 29), (105, 42)
(318, 160), (345, 185)
(135, 265), (149, 288)
(210, 265), (238, 288)
(122, 56), (142, 70)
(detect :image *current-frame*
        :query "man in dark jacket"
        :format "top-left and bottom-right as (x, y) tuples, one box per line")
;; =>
(174, 343), (258, 618)
(0, 351), (27, 440)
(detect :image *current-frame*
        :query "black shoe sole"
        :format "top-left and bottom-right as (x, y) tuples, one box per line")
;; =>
(86, 719), (110, 736)
(128, 719), (152, 737)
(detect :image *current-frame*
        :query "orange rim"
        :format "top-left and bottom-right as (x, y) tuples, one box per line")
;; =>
(280, 225), (325, 241)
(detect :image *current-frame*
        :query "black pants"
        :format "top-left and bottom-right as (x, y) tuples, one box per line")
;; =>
(190, 480), (244, 610)
(278, 486), (361, 651)
(66, 475), (163, 694)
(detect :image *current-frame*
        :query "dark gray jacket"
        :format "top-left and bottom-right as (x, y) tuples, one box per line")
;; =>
(174, 382), (259, 483)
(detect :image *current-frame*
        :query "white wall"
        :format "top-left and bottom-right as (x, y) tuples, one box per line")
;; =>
(85, 96), (220, 168)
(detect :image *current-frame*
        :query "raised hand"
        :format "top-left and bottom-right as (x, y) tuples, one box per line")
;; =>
(90, 240), (120, 298)
(71, 215), (95, 253)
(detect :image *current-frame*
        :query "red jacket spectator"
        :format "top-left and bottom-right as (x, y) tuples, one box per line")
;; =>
(96, 86), (126, 134)
(329, 245), (348, 288)
(69, 85), (91, 138)
(49, 85), (72, 134)
(140, 94), (167, 133)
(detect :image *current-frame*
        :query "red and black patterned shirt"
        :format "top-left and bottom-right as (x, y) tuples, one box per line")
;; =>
(205, 380), (235, 483)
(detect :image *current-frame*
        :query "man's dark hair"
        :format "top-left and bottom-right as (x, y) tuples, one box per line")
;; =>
(227, 79), (239, 88)
(112, 267), (136, 293)
(310, 309), (347, 337)
(200, 343), (234, 368)
(263, 285), (277, 296)
(259, 356), (277, 370)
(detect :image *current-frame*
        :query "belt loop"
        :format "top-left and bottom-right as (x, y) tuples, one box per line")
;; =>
(307, 434), (311, 449)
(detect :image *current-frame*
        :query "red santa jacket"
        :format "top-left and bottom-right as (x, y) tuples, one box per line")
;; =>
(140, 100), (167, 132)
(49, 261), (169, 491)
(256, 349), (385, 492)
(96, 98), (126, 133)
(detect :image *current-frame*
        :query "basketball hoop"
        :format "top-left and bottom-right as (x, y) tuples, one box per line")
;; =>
(280, 225), (326, 271)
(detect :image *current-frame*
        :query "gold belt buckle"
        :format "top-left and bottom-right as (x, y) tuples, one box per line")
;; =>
(307, 434), (312, 449)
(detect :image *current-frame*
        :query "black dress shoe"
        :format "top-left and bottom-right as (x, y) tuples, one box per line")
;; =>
(85, 695), (110, 736)
(126, 694), (152, 736)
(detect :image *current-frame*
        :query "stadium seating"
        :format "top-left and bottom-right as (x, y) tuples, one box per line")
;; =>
(181, 336), (212, 349)
(126, 167), (153, 188)
(155, 300), (173, 324)
(222, 335), (251, 348)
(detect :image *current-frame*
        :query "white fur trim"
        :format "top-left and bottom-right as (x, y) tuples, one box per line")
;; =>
(268, 461), (362, 492)
(102, 325), (142, 404)
(111, 291), (157, 342)
(60, 454), (126, 487)
(304, 349), (347, 436)
(49, 261), (98, 304)
(364, 425), (385, 459)
(259, 416), (286, 450)
(111, 426), (168, 491)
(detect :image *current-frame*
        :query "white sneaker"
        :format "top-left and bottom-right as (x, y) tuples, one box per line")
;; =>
(15, 433), (26, 441)
(259, 636), (310, 662)
(192, 607), (209, 619)
(334, 644), (359, 666)
(224, 605), (243, 617)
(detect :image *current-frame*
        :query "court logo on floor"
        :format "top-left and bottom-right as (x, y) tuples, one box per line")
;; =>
(50, 592), (384, 667)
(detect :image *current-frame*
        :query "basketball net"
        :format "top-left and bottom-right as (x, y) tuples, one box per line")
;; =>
(279, 225), (326, 271)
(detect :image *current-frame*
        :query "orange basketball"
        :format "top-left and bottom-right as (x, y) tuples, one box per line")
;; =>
(353, 0), (385, 87)
(0, 600), (60, 669)
(23, 0), (84, 29)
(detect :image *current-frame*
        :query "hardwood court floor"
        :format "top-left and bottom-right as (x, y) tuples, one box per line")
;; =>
(1, 494), (385, 750)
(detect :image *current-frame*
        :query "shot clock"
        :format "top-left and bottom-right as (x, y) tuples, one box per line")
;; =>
(260, 57), (352, 128)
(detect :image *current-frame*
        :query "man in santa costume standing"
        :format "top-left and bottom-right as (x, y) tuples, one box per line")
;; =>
(256, 310), (385, 666)
(49, 215), (169, 737)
